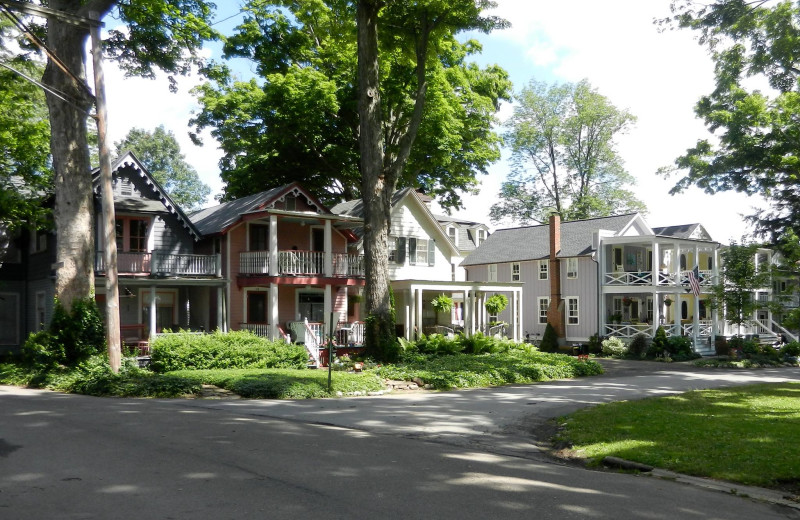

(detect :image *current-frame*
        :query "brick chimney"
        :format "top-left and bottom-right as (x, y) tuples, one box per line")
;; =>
(546, 214), (565, 339)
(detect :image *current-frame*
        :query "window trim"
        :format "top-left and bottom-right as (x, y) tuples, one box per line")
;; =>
(487, 263), (497, 282)
(566, 257), (578, 279)
(538, 296), (550, 324)
(567, 296), (579, 326)
(538, 259), (548, 280)
(511, 262), (521, 282)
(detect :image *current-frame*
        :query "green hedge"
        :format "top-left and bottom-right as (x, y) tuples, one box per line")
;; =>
(149, 330), (308, 372)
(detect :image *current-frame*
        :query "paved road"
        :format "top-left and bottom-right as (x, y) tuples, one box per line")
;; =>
(1, 361), (799, 519)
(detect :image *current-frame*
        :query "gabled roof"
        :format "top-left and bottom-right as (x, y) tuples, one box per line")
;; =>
(433, 214), (489, 253)
(652, 223), (713, 241)
(462, 213), (639, 266)
(92, 151), (202, 240)
(331, 189), (460, 257)
(189, 182), (331, 236)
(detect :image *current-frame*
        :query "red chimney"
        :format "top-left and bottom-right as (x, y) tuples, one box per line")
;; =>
(546, 214), (565, 339)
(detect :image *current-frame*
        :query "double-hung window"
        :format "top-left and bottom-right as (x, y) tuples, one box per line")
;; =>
(511, 262), (521, 281)
(566, 258), (578, 279)
(567, 297), (579, 325)
(389, 237), (407, 264)
(487, 264), (497, 282)
(538, 297), (550, 324)
(116, 217), (149, 252)
(408, 238), (435, 266)
(538, 259), (548, 280)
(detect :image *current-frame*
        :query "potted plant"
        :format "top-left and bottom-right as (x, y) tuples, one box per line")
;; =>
(609, 312), (622, 324)
(431, 294), (454, 325)
(485, 293), (509, 317)
(664, 297), (673, 307)
(622, 296), (632, 307)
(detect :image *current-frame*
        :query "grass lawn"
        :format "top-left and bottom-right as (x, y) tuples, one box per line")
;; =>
(557, 383), (800, 490)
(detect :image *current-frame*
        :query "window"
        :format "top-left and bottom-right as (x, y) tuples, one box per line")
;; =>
(298, 292), (324, 322)
(247, 292), (267, 323)
(35, 292), (46, 332)
(646, 298), (653, 322)
(613, 247), (623, 271)
(477, 229), (486, 246)
(681, 300), (688, 320)
(612, 297), (623, 316)
(538, 297), (550, 324)
(511, 262), (521, 282)
(284, 195), (296, 211)
(448, 227), (457, 245)
(30, 229), (47, 254)
(115, 217), (149, 252)
(706, 256), (713, 270)
(389, 237), (406, 264)
(566, 258), (578, 279)
(567, 297), (579, 325)
(680, 254), (687, 270)
(409, 238), (434, 266)
(538, 259), (548, 280)
(0, 293), (19, 345)
(249, 224), (269, 251)
(487, 264), (497, 282)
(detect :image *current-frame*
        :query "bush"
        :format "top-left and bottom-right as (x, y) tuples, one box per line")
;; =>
(587, 334), (603, 355)
(21, 298), (106, 368)
(149, 330), (308, 373)
(781, 341), (800, 357)
(601, 337), (627, 357)
(666, 335), (698, 361)
(539, 323), (559, 353)
(628, 333), (649, 358)
(646, 326), (669, 359)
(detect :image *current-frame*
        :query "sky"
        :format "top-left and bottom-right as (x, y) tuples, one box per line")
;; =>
(99, 0), (765, 244)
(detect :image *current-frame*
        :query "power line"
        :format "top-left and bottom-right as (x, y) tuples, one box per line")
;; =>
(0, 60), (95, 117)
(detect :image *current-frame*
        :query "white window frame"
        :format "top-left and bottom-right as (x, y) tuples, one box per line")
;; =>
(448, 226), (457, 246)
(477, 228), (486, 246)
(487, 264), (497, 282)
(566, 257), (578, 279)
(511, 262), (521, 282)
(538, 259), (548, 280)
(567, 297), (579, 326)
(538, 297), (550, 324)
(612, 247), (623, 271)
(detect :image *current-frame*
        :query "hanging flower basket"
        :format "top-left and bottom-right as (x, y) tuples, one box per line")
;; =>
(622, 297), (632, 307)
(664, 297), (673, 307)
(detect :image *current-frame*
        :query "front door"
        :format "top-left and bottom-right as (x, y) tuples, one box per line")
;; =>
(298, 292), (324, 322)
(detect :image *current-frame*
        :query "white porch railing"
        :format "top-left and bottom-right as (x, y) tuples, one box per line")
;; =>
(239, 322), (272, 337)
(604, 323), (653, 338)
(239, 250), (365, 277)
(96, 251), (220, 277)
(604, 271), (652, 285)
(604, 269), (713, 288)
(682, 320), (713, 337)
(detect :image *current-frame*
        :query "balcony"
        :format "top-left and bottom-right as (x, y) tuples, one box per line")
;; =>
(239, 250), (365, 277)
(604, 269), (713, 288)
(96, 251), (222, 277)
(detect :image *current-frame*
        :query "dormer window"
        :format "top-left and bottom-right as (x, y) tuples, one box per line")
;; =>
(477, 229), (486, 246)
(448, 227), (457, 245)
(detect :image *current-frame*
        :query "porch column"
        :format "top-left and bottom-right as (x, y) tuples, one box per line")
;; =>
(269, 215), (278, 276)
(463, 289), (471, 336)
(599, 288), (606, 338)
(149, 286), (157, 339)
(324, 219), (332, 277)
(323, 284), (333, 336)
(517, 289), (523, 342)
(693, 245), (700, 347)
(415, 287), (423, 338)
(652, 291), (661, 336)
(269, 283), (279, 340)
(217, 286), (224, 332)
(510, 291), (518, 342)
(652, 241), (660, 288)
(404, 290), (411, 340)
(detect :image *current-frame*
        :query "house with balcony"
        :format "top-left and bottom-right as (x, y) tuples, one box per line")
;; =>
(332, 189), (523, 342)
(0, 152), (227, 354)
(188, 183), (367, 365)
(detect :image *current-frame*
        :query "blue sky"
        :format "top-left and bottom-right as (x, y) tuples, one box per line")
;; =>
(100, 0), (764, 243)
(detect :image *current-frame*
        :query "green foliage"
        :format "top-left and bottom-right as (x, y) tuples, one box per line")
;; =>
(364, 286), (400, 363)
(148, 330), (308, 372)
(601, 336), (627, 357)
(539, 322), (559, 353)
(661, 1), (800, 240)
(710, 241), (772, 335)
(666, 336), (699, 362)
(191, 0), (511, 208)
(114, 126), (211, 209)
(431, 294), (454, 324)
(587, 333), (603, 355)
(559, 383), (800, 488)
(22, 298), (106, 368)
(646, 326), (670, 358)
(484, 293), (509, 316)
(627, 333), (649, 358)
(781, 341), (800, 357)
(490, 79), (644, 224)
(377, 347), (603, 390)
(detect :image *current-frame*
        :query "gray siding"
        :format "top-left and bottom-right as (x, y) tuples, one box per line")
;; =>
(153, 214), (193, 254)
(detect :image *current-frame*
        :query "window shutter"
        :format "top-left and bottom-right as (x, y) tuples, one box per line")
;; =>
(397, 237), (407, 264)
(408, 238), (416, 265)
(428, 239), (435, 266)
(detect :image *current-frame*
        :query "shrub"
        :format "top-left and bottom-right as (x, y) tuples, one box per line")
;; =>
(628, 333), (649, 358)
(781, 341), (800, 357)
(601, 336), (627, 357)
(666, 336), (699, 361)
(149, 330), (308, 373)
(21, 298), (106, 368)
(587, 334), (603, 355)
(646, 326), (669, 359)
(539, 323), (559, 353)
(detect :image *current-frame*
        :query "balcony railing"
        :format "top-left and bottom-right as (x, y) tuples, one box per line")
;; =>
(604, 269), (713, 288)
(96, 251), (221, 277)
(239, 250), (365, 277)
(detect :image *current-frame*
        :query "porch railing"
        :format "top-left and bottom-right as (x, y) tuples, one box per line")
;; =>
(604, 269), (713, 288)
(239, 250), (365, 277)
(96, 251), (221, 277)
(239, 322), (272, 337)
(604, 323), (652, 338)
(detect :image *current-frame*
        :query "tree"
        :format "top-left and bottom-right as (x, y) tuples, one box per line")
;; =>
(490, 79), (645, 225)
(115, 126), (211, 209)
(2, 0), (217, 313)
(355, 0), (508, 359)
(710, 241), (771, 336)
(190, 0), (511, 209)
(660, 0), (800, 242)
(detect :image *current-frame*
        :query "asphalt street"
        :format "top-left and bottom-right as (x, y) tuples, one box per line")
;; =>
(1, 360), (799, 519)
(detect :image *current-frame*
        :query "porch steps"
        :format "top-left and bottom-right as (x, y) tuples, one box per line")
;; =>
(693, 341), (716, 357)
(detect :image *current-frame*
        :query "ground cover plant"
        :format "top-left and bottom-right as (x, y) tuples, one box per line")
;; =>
(556, 383), (800, 491)
(378, 334), (603, 390)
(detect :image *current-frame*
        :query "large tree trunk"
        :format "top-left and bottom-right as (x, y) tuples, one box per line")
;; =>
(357, 0), (395, 358)
(44, 0), (95, 311)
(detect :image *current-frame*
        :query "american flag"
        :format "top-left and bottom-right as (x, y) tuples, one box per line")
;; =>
(688, 265), (701, 296)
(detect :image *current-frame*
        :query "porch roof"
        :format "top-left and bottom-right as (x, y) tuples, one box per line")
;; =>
(391, 279), (523, 293)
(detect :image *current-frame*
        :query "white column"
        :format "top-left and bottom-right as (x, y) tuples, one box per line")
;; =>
(323, 284), (333, 335)
(510, 291), (517, 342)
(409, 289), (416, 340)
(216, 287), (224, 332)
(405, 294), (411, 340)
(517, 289), (523, 342)
(149, 286), (157, 338)
(270, 283), (279, 340)
(324, 219), (332, 277)
(269, 215), (278, 275)
(463, 289), (471, 336)
(415, 287), (423, 337)
(652, 241), (660, 288)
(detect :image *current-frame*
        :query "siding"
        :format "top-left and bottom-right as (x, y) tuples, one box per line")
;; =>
(388, 200), (454, 282)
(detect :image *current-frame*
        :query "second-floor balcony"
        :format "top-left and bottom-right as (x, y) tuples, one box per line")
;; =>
(604, 269), (714, 288)
(96, 251), (222, 277)
(239, 250), (365, 278)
